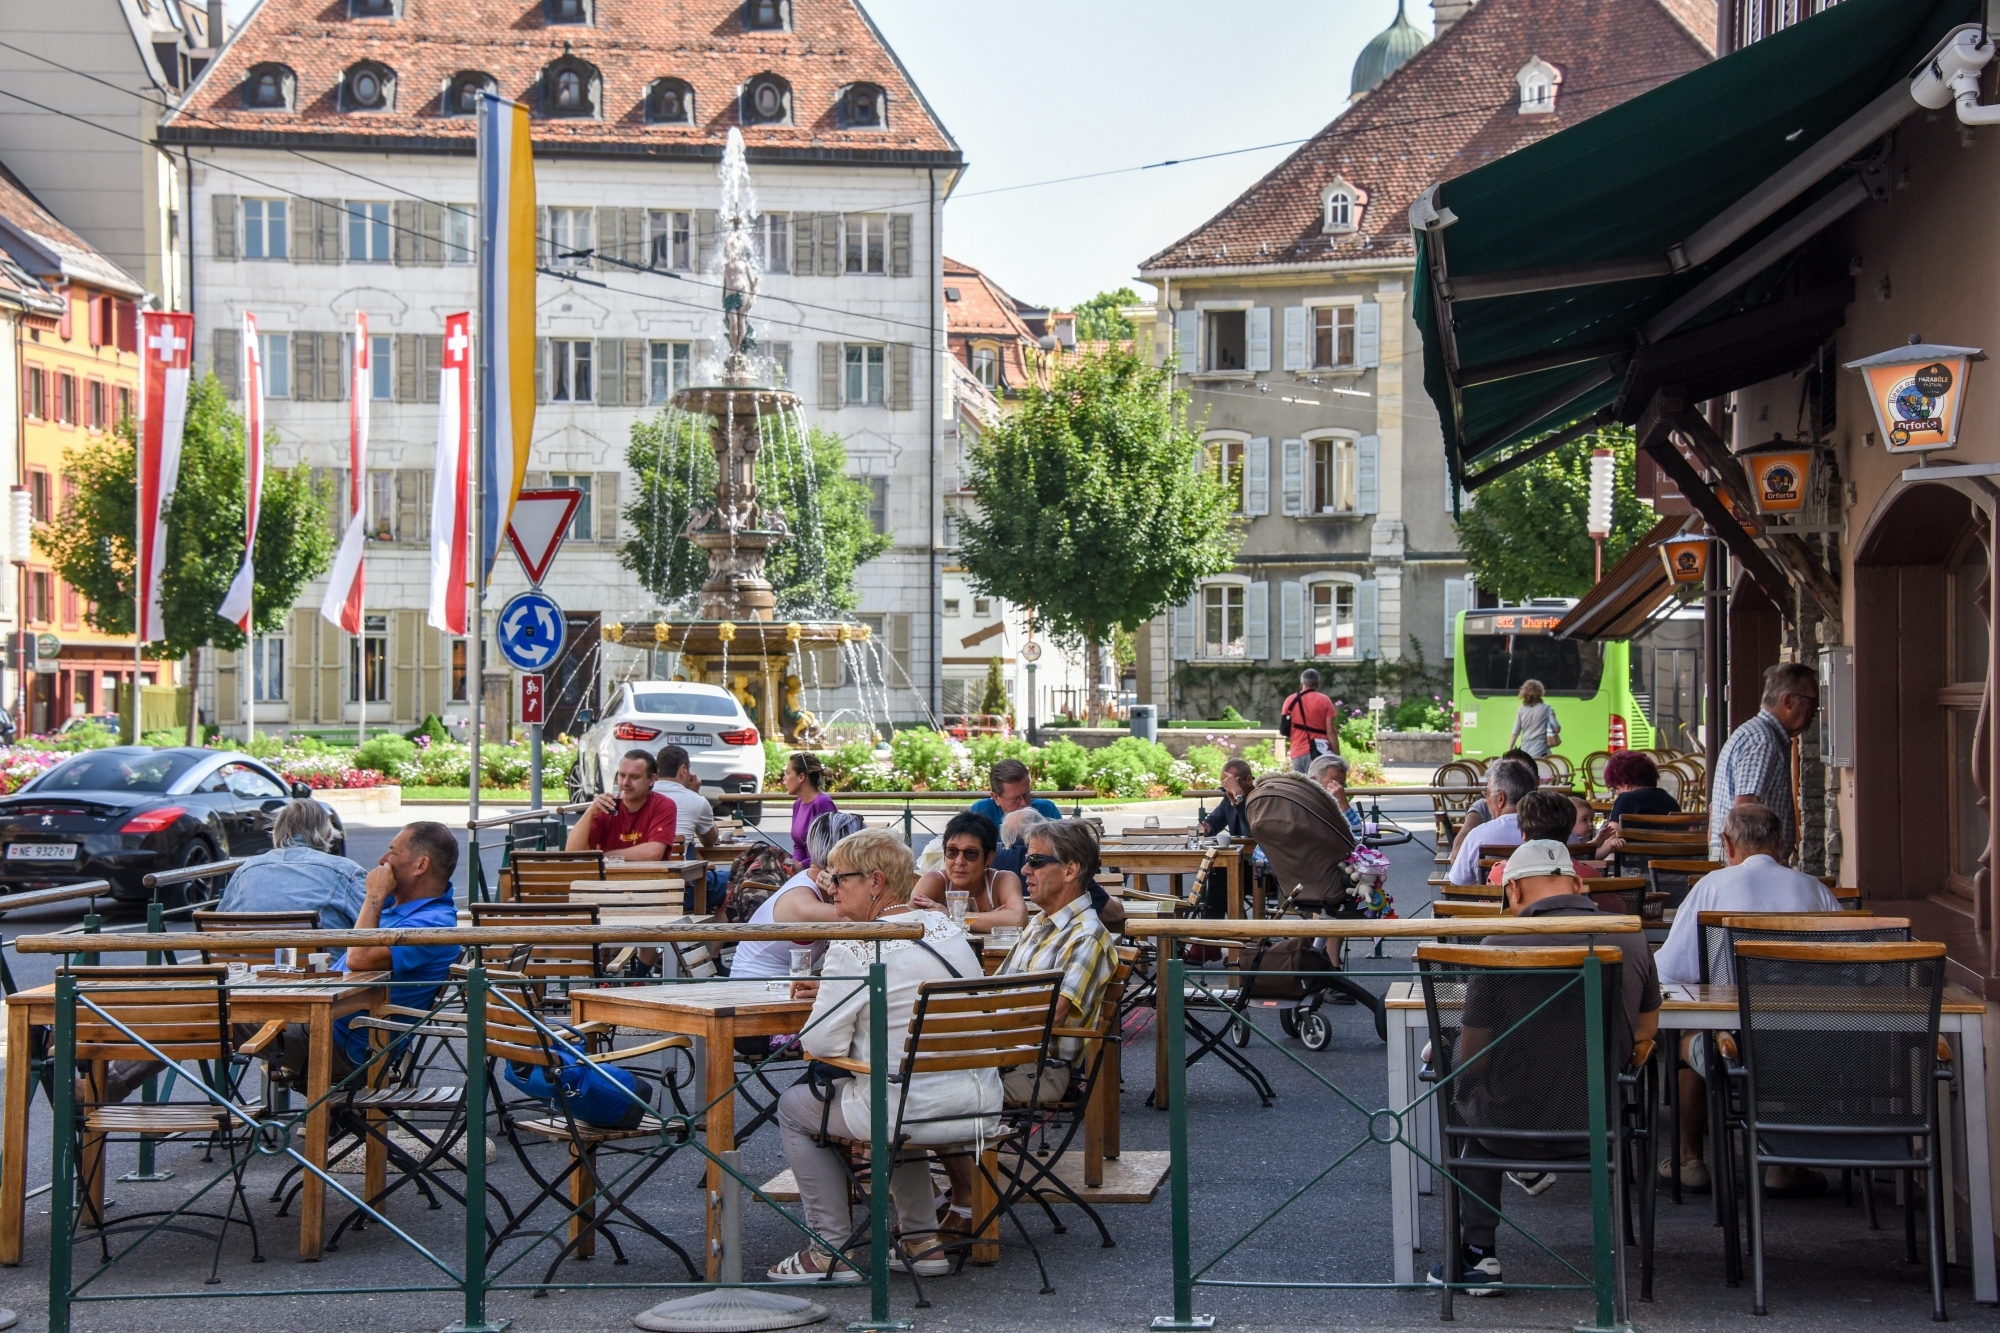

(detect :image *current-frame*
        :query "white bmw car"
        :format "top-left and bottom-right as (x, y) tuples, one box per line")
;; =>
(576, 682), (764, 815)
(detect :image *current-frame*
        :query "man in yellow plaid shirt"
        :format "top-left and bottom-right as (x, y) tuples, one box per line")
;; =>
(998, 818), (1117, 1106)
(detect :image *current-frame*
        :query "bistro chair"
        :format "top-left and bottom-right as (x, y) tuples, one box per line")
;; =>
(190, 910), (323, 968)
(505, 850), (605, 903)
(1724, 940), (1949, 1318)
(1580, 751), (1614, 799)
(1432, 763), (1484, 865)
(1647, 858), (1721, 910)
(468, 902), (605, 1005)
(1621, 812), (1707, 834)
(1583, 876), (1649, 917)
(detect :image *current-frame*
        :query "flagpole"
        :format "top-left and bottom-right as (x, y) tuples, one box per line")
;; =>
(471, 95), (491, 827)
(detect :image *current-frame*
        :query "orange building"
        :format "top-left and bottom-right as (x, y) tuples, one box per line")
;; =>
(0, 163), (150, 733)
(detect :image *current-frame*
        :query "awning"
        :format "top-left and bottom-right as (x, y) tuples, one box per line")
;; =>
(1553, 515), (1702, 642)
(1413, 0), (1979, 484)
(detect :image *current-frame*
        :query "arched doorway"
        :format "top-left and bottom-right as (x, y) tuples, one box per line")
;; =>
(1853, 481), (1994, 936)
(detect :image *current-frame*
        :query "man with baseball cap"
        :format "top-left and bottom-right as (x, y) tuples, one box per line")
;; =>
(1430, 840), (1660, 1296)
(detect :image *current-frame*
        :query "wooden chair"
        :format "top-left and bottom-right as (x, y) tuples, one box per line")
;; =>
(1647, 858), (1721, 908)
(1580, 750), (1613, 798)
(191, 910), (322, 967)
(468, 903), (604, 999)
(506, 850), (605, 903)
(1583, 876), (1649, 916)
(1431, 762), (1484, 865)
(568, 878), (686, 912)
(1536, 755), (1573, 787)
(1621, 811), (1706, 833)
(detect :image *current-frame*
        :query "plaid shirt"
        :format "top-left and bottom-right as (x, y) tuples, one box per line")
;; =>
(1708, 709), (1794, 860)
(1000, 895), (1116, 1062)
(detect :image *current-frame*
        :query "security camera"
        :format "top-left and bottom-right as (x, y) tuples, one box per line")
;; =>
(1911, 24), (2000, 123)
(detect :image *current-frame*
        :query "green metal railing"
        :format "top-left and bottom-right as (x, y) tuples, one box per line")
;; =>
(710, 790), (1096, 848)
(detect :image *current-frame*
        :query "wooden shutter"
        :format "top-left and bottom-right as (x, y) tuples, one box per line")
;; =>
(317, 609), (344, 724)
(1244, 581), (1270, 662)
(816, 213), (839, 276)
(1444, 577), (1469, 660)
(213, 329), (241, 398)
(1355, 302), (1381, 368)
(414, 203), (440, 264)
(536, 205), (550, 266)
(289, 609), (316, 723)
(1244, 437), (1270, 516)
(1280, 581), (1304, 661)
(889, 213), (911, 277)
(887, 613), (913, 686)
(1356, 579), (1380, 660)
(819, 343), (840, 410)
(594, 206), (621, 270)
(791, 211), (817, 275)
(1282, 307), (1308, 371)
(1280, 438), (1305, 516)
(594, 472), (619, 543)
(420, 624), (445, 720)
(212, 194), (237, 259)
(1171, 594), (1197, 661)
(1247, 306), (1271, 373)
(889, 343), (912, 410)
(313, 199), (341, 262)
(290, 333), (317, 401)
(1356, 435), (1380, 515)
(392, 200), (418, 265)
(319, 332), (342, 401)
(422, 334), (443, 404)
(395, 469), (424, 543)
(536, 338), (549, 405)
(620, 206), (643, 267)
(393, 609), (420, 725)
(694, 209), (716, 269)
(624, 338), (645, 405)
(1174, 309), (1197, 373)
(417, 468), (434, 542)
(216, 649), (241, 725)
(395, 334), (420, 402)
(769, 342), (791, 387)
(596, 339), (622, 405)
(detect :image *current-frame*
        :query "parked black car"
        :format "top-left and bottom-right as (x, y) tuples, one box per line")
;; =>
(0, 747), (343, 908)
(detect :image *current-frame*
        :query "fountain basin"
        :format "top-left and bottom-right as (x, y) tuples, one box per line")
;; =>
(601, 618), (868, 745)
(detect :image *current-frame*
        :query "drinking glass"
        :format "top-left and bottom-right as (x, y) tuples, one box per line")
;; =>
(1143, 814), (1161, 829)
(226, 962), (252, 986)
(274, 947), (297, 970)
(945, 889), (970, 927)
(990, 926), (1021, 952)
(789, 946), (814, 979)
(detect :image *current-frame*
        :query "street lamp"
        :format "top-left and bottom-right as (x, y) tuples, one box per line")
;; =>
(10, 486), (30, 739)
(1587, 447), (1615, 582)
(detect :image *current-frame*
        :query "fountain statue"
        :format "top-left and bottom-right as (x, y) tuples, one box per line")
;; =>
(603, 128), (861, 745)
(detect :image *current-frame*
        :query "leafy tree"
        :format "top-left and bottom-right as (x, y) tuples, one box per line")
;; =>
(39, 373), (336, 737)
(623, 415), (889, 614)
(1073, 287), (1141, 342)
(960, 346), (1239, 718)
(978, 656), (1009, 717)
(1452, 426), (1655, 602)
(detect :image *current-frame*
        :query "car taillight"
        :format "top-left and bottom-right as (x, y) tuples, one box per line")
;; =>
(121, 807), (186, 835)
(613, 723), (662, 741)
(718, 726), (759, 746)
(1451, 709), (1462, 756)
(1607, 715), (1628, 752)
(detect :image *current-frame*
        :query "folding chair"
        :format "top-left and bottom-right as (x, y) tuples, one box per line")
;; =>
(468, 902), (604, 1010)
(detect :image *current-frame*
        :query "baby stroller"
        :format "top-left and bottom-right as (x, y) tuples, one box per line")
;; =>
(1243, 773), (1388, 1049)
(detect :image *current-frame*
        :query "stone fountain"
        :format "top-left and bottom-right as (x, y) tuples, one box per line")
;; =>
(603, 128), (862, 747)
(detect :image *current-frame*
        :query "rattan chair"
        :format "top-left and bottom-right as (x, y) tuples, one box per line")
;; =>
(1580, 751), (1614, 799)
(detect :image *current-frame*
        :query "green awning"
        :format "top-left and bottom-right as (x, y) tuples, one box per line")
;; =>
(1413, 0), (1980, 486)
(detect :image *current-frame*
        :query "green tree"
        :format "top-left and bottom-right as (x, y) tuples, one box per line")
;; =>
(622, 415), (890, 614)
(1073, 287), (1141, 342)
(1452, 426), (1656, 602)
(978, 656), (1009, 717)
(960, 346), (1239, 718)
(39, 373), (336, 737)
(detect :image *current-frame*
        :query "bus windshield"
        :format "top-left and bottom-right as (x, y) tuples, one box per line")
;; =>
(1462, 623), (1604, 698)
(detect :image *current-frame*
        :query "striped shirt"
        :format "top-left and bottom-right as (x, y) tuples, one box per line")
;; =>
(1000, 895), (1116, 1061)
(1708, 709), (1794, 860)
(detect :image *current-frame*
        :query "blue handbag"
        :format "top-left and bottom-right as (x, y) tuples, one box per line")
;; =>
(504, 1030), (653, 1130)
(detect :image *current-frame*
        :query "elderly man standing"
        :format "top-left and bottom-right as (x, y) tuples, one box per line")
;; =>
(1708, 662), (1818, 861)
(969, 757), (1062, 827)
(1448, 758), (1536, 886)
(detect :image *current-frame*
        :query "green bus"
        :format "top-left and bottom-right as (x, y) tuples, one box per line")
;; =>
(1450, 603), (1655, 761)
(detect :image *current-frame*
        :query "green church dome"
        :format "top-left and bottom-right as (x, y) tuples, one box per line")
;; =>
(1351, 0), (1429, 98)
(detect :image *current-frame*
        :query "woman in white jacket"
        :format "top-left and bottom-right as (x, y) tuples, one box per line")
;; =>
(767, 827), (994, 1284)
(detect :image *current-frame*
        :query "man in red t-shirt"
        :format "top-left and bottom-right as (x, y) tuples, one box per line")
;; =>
(1281, 668), (1336, 773)
(567, 749), (678, 860)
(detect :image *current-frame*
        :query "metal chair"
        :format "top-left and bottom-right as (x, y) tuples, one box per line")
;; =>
(1432, 763), (1483, 865)
(1724, 940), (1949, 1318)
(468, 902), (605, 1005)
(1646, 858), (1721, 910)
(1580, 750), (1614, 799)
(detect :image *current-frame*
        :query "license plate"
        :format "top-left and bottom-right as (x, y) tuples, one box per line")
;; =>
(679, 734), (713, 746)
(7, 842), (77, 862)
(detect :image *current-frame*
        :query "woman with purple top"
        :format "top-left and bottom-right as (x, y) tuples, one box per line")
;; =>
(781, 751), (839, 865)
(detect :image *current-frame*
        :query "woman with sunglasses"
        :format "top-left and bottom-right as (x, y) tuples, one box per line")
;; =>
(910, 811), (1028, 933)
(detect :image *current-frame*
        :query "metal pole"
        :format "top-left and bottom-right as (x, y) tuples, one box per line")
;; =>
(529, 719), (542, 810)
(48, 970), (76, 1333)
(1026, 659), (1038, 747)
(470, 96), (491, 829)
(868, 960), (891, 1324)
(1582, 949), (1618, 1331)
(1152, 952), (1212, 1330)
(453, 964), (499, 1331)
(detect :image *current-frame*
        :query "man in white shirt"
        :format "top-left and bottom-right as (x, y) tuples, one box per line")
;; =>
(654, 744), (719, 848)
(1656, 802), (1839, 1192)
(1448, 759), (1535, 886)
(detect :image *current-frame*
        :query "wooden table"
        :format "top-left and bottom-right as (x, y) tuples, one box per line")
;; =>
(1100, 844), (1249, 918)
(0, 972), (387, 1265)
(1381, 980), (1995, 1299)
(569, 980), (811, 1281)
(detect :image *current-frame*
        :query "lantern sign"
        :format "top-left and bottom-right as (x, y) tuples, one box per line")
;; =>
(1743, 449), (1813, 515)
(1657, 536), (1710, 587)
(1845, 342), (1982, 454)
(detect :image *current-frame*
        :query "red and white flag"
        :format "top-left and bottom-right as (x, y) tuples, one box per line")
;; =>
(321, 311), (369, 632)
(218, 313), (264, 630)
(138, 311), (194, 644)
(428, 312), (471, 635)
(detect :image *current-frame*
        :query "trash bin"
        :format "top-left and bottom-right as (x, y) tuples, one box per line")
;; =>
(1129, 704), (1158, 742)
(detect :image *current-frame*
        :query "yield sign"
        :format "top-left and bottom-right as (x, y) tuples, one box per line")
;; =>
(506, 488), (583, 586)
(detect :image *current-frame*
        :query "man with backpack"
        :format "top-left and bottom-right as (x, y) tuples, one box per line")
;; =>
(1279, 668), (1336, 773)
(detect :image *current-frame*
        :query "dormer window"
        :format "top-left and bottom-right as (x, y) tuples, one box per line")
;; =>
(342, 61), (394, 112)
(445, 71), (496, 117)
(744, 0), (788, 30)
(839, 82), (885, 128)
(547, 0), (590, 23)
(349, 0), (398, 16)
(646, 78), (693, 125)
(243, 63), (294, 111)
(542, 57), (601, 117)
(741, 73), (790, 125)
(1321, 176), (1366, 234)
(1516, 56), (1561, 115)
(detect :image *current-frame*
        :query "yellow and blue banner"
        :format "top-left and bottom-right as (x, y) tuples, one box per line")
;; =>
(478, 95), (535, 580)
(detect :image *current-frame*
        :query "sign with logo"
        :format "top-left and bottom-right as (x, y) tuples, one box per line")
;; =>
(496, 590), (566, 671)
(1020, 640), (1042, 664)
(34, 633), (59, 667)
(519, 673), (545, 725)
(1846, 343), (1982, 454)
(1657, 536), (1710, 586)
(1744, 450), (1813, 515)
(505, 488), (584, 586)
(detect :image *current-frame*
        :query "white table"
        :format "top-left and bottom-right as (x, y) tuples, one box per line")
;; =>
(1384, 981), (1996, 1302)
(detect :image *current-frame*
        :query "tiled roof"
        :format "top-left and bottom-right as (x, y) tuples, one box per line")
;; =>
(0, 162), (144, 298)
(164, 0), (957, 161)
(944, 254), (1040, 392)
(1140, 0), (1713, 275)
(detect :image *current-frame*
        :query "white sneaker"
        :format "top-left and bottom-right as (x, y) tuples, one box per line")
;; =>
(1507, 1170), (1555, 1197)
(1427, 1250), (1503, 1296)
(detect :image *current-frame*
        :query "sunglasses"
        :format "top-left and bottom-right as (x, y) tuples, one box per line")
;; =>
(1023, 853), (1064, 869)
(942, 845), (985, 861)
(826, 870), (869, 887)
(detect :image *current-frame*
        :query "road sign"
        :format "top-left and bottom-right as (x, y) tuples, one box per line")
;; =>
(506, 488), (584, 586)
(519, 673), (545, 725)
(33, 633), (57, 674)
(1020, 640), (1042, 664)
(496, 590), (566, 671)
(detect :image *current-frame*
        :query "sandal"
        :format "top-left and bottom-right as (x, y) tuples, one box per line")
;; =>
(887, 1235), (953, 1278)
(766, 1248), (861, 1284)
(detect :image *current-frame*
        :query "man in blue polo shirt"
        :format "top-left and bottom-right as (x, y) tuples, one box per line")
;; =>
(324, 820), (462, 1080)
(969, 758), (1061, 829)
